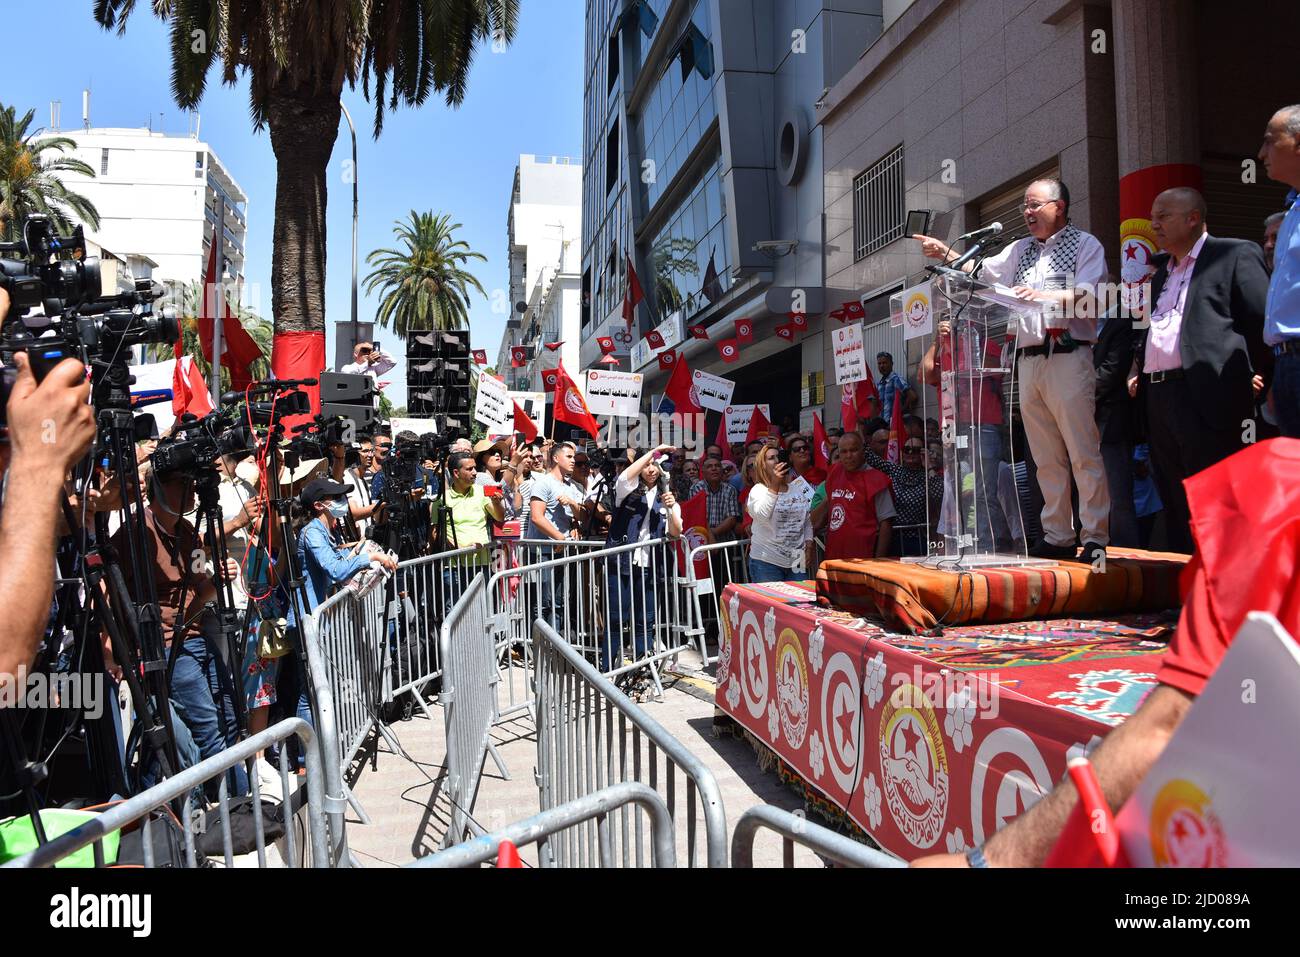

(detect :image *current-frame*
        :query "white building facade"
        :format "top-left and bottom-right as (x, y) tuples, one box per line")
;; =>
(55, 127), (248, 296)
(494, 155), (583, 392)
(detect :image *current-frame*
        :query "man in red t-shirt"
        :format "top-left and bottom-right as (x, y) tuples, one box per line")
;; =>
(913, 438), (1300, 867)
(810, 430), (895, 560)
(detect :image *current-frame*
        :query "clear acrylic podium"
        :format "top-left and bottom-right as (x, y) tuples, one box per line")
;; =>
(892, 267), (1050, 569)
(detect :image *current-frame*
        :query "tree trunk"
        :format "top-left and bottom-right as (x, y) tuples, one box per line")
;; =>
(265, 85), (341, 335)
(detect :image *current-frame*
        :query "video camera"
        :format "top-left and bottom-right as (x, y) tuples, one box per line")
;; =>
(0, 216), (179, 382)
(151, 411), (254, 477)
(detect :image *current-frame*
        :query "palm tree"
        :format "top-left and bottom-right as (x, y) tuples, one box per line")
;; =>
(0, 103), (101, 242)
(364, 211), (486, 337)
(92, 1), (519, 341)
(649, 236), (700, 320)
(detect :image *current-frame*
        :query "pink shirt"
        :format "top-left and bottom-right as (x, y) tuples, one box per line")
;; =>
(1144, 231), (1208, 374)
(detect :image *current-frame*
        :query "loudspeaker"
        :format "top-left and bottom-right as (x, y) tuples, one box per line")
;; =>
(322, 402), (377, 432)
(319, 372), (375, 404)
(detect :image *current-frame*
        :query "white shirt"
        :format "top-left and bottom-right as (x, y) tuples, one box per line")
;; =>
(978, 228), (1108, 346)
(217, 475), (257, 609)
(1144, 231), (1208, 374)
(746, 479), (814, 569)
(341, 353), (396, 390)
(346, 466), (374, 538)
(615, 471), (682, 566)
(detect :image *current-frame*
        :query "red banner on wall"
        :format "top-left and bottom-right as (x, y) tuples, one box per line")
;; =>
(271, 330), (325, 429)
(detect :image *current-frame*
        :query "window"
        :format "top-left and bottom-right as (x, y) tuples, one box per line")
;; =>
(100, 148), (110, 176)
(607, 33), (619, 92)
(195, 151), (205, 178)
(606, 118), (620, 195)
(853, 145), (905, 261)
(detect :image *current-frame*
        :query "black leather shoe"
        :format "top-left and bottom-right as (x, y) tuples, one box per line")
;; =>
(1028, 539), (1076, 560)
(1080, 542), (1107, 567)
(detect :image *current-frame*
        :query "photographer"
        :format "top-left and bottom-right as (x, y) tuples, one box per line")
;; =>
(370, 430), (436, 554)
(111, 464), (247, 793)
(326, 436), (383, 538)
(601, 445), (681, 671)
(0, 347), (96, 687)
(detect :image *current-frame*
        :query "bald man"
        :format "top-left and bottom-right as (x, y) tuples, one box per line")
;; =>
(1126, 187), (1271, 553)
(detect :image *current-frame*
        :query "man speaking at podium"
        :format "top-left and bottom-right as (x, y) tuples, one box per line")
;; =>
(915, 178), (1110, 564)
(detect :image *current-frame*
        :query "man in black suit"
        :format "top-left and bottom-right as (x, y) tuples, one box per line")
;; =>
(1127, 187), (1271, 553)
(1094, 303), (1139, 546)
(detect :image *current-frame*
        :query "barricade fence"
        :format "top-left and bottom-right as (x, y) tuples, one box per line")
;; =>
(532, 619), (728, 867)
(437, 572), (509, 846)
(409, 782), (676, 868)
(683, 539), (750, 665)
(731, 805), (905, 869)
(4, 719), (334, 869)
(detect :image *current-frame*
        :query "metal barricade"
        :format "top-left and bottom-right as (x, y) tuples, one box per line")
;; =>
(4, 719), (335, 869)
(438, 572), (510, 846)
(684, 539), (750, 664)
(387, 544), (490, 709)
(532, 618), (728, 867)
(731, 805), (905, 868)
(409, 782), (675, 868)
(488, 538), (698, 714)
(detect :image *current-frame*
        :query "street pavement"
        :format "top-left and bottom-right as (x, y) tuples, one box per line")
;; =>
(344, 649), (829, 868)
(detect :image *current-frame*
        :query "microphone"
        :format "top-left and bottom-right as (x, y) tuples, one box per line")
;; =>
(956, 222), (1002, 244)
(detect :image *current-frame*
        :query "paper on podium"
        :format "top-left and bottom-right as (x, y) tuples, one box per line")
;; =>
(1115, 612), (1300, 867)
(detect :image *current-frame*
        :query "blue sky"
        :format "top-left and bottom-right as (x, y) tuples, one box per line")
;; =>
(0, 2), (584, 405)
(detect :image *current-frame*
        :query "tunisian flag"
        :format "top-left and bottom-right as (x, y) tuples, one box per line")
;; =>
(552, 361), (601, 438)
(857, 374), (881, 422)
(657, 353), (704, 433)
(714, 414), (735, 464)
(172, 356), (214, 418)
(745, 404), (775, 445)
(194, 238), (263, 391)
(803, 411), (831, 485)
(676, 489), (713, 580)
(841, 382), (859, 431)
(512, 400), (538, 443)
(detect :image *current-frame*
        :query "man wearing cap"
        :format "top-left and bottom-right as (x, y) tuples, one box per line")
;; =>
(875, 352), (917, 416)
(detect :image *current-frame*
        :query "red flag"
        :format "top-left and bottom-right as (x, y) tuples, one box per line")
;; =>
(745, 405), (773, 446)
(888, 388), (905, 463)
(718, 338), (741, 363)
(812, 412), (831, 473)
(735, 318), (754, 343)
(512, 400), (538, 443)
(658, 350), (678, 371)
(775, 323), (795, 342)
(172, 355), (214, 418)
(544, 341), (565, 352)
(552, 362), (601, 438)
(645, 329), (666, 350)
(844, 300), (865, 320)
(598, 354), (621, 366)
(659, 352), (704, 433)
(471, 349), (488, 366)
(715, 414), (735, 464)
(511, 346), (527, 368)
(597, 336), (616, 354)
(623, 254), (644, 326)
(676, 489), (713, 580)
(857, 373), (881, 422)
(689, 324), (709, 340)
(541, 368), (560, 392)
(829, 307), (848, 323)
(841, 382), (858, 431)
(790, 312), (809, 331)
(1044, 758), (1129, 868)
(196, 239), (262, 390)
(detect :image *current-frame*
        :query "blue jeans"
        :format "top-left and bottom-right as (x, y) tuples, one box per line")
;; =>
(170, 622), (248, 796)
(603, 566), (655, 671)
(1274, 352), (1300, 439)
(749, 557), (796, 583)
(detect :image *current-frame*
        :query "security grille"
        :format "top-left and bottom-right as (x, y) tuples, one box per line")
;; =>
(853, 145), (905, 261)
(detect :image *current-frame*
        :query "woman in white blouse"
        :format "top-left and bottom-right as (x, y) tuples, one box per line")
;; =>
(745, 444), (814, 582)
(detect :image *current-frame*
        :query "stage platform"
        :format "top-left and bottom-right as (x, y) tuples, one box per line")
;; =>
(715, 578), (1177, 861)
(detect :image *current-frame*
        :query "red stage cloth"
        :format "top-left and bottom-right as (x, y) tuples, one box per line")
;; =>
(817, 548), (1187, 634)
(715, 581), (1172, 860)
(271, 330), (325, 429)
